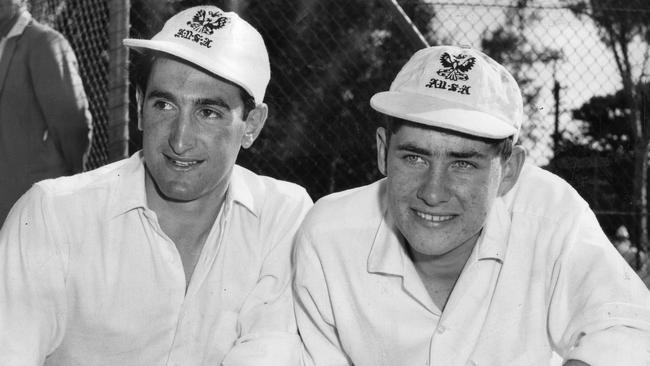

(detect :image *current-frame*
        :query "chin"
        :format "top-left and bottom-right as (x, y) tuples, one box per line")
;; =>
(157, 183), (199, 202)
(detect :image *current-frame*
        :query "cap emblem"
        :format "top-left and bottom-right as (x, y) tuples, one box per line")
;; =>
(436, 52), (476, 81)
(187, 9), (230, 34)
(173, 9), (230, 48)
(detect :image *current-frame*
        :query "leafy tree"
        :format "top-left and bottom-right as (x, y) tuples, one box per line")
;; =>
(546, 88), (638, 236)
(480, 0), (561, 147)
(566, 0), (650, 249)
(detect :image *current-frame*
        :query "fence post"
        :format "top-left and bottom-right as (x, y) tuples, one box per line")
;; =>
(107, 0), (130, 163)
(378, 0), (429, 50)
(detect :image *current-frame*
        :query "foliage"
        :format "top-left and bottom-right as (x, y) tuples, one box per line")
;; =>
(563, 0), (650, 248)
(480, 0), (561, 146)
(547, 83), (650, 238)
(545, 112), (634, 237)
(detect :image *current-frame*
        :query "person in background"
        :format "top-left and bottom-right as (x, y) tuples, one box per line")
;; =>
(0, 0), (93, 224)
(613, 225), (650, 287)
(0, 5), (312, 365)
(294, 45), (650, 366)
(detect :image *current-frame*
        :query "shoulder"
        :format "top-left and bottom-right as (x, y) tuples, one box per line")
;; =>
(24, 18), (62, 39)
(36, 158), (129, 195)
(502, 163), (589, 220)
(32, 157), (138, 215)
(22, 19), (73, 54)
(232, 165), (312, 213)
(4, 157), (137, 238)
(300, 179), (385, 240)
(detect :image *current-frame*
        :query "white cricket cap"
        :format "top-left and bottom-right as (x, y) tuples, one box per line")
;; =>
(371, 45), (523, 142)
(123, 5), (270, 105)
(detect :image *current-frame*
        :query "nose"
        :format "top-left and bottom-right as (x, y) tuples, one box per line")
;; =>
(416, 168), (451, 206)
(168, 112), (195, 155)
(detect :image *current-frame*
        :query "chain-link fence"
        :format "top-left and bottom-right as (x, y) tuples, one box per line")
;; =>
(26, 0), (650, 276)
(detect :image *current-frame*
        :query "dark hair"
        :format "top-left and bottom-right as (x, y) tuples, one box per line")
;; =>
(132, 51), (256, 119)
(383, 116), (514, 161)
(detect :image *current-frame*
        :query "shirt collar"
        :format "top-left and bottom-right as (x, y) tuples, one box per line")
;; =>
(108, 153), (258, 218)
(4, 10), (30, 40)
(367, 182), (512, 275)
(367, 182), (408, 276)
(473, 198), (510, 262)
(108, 152), (148, 218)
(228, 165), (258, 216)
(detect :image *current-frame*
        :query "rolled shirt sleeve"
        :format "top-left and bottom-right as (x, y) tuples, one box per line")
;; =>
(548, 207), (650, 365)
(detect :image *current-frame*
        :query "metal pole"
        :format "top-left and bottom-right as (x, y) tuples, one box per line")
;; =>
(553, 79), (560, 150)
(637, 86), (647, 269)
(107, 0), (130, 163)
(378, 0), (429, 50)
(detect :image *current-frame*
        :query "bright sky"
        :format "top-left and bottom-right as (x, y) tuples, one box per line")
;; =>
(427, 0), (648, 165)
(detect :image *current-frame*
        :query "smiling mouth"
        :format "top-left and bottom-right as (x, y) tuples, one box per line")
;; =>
(164, 155), (204, 169)
(413, 210), (456, 223)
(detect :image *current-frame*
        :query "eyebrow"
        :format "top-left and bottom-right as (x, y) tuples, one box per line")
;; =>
(448, 150), (489, 160)
(146, 90), (175, 102)
(195, 97), (231, 111)
(396, 142), (489, 160)
(146, 90), (232, 111)
(396, 143), (431, 157)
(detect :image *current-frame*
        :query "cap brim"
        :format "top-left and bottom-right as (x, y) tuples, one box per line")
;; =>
(370, 91), (517, 140)
(123, 38), (258, 104)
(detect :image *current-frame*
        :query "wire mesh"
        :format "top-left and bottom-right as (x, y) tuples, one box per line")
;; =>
(26, 0), (650, 277)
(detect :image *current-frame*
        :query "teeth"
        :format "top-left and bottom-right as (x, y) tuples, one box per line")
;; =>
(171, 159), (198, 167)
(415, 211), (454, 222)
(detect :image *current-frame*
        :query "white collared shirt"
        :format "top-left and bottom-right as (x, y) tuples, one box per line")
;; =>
(0, 10), (30, 59)
(294, 163), (650, 366)
(0, 152), (313, 366)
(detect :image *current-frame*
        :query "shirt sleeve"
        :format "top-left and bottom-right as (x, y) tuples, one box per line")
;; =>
(0, 186), (68, 365)
(30, 28), (92, 173)
(221, 190), (313, 366)
(547, 207), (650, 365)
(293, 228), (353, 366)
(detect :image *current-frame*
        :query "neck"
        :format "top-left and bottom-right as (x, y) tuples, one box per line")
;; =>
(406, 231), (479, 282)
(144, 172), (228, 239)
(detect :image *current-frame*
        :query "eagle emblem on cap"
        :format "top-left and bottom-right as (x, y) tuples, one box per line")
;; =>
(436, 52), (476, 81)
(187, 9), (230, 35)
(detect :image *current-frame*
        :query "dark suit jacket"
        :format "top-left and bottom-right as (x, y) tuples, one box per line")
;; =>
(0, 14), (92, 223)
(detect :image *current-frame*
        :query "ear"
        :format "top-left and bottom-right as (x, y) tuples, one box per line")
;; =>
(497, 145), (526, 197)
(136, 88), (144, 131)
(241, 103), (268, 149)
(376, 127), (388, 176)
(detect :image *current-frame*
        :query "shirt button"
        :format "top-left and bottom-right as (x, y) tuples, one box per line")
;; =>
(437, 325), (446, 334)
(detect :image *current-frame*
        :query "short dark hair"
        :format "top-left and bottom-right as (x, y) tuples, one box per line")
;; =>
(132, 51), (256, 119)
(383, 116), (514, 161)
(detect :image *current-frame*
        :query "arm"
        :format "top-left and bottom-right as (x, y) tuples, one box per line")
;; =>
(30, 28), (92, 173)
(0, 186), (68, 365)
(221, 192), (312, 366)
(293, 229), (353, 366)
(548, 208), (650, 366)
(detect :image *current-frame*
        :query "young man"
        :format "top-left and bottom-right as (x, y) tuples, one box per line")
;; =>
(0, 6), (311, 365)
(294, 46), (650, 366)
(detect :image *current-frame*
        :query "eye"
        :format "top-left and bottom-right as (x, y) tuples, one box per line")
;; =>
(403, 154), (427, 167)
(197, 108), (223, 120)
(152, 100), (174, 111)
(451, 160), (476, 169)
